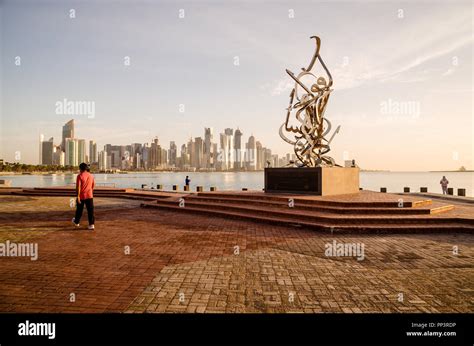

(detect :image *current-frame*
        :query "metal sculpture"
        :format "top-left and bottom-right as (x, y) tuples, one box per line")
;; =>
(279, 36), (340, 167)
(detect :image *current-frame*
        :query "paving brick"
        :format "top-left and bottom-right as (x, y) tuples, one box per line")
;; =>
(0, 195), (472, 313)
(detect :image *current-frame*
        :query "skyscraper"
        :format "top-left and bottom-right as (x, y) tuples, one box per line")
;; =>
(234, 128), (243, 170)
(264, 148), (272, 168)
(194, 137), (204, 169)
(122, 145), (132, 169)
(77, 139), (86, 164)
(104, 144), (122, 168)
(39, 134), (44, 164)
(187, 137), (195, 168)
(180, 143), (189, 168)
(65, 138), (78, 166)
(142, 144), (149, 170)
(53, 145), (65, 166)
(160, 148), (168, 167)
(149, 137), (162, 169)
(256, 141), (264, 170)
(89, 140), (97, 164)
(62, 119), (74, 152)
(246, 135), (257, 170)
(41, 137), (54, 165)
(98, 150), (108, 171)
(204, 128), (214, 169)
(169, 141), (177, 167)
(131, 143), (143, 169)
(219, 128), (234, 170)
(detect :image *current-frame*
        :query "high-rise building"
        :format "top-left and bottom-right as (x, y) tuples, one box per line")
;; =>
(234, 128), (243, 170)
(41, 137), (54, 165)
(65, 138), (78, 166)
(39, 134), (44, 164)
(169, 141), (177, 167)
(52, 145), (64, 166)
(131, 143), (143, 169)
(98, 150), (108, 171)
(204, 128), (214, 169)
(194, 137), (204, 169)
(148, 137), (163, 169)
(264, 148), (272, 168)
(160, 148), (168, 167)
(77, 139), (86, 164)
(63, 138), (85, 166)
(272, 154), (279, 168)
(142, 144), (149, 170)
(121, 145), (132, 169)
(187, 138), (195, 168)
(89, 140), (97, 164)
(180, 143), (189, 168)
(256, 141), (264, 170)
(219, 128), (234, 170)
(246, 135), (257, 170)
(212, 143), (218, 169)
(104, 144), (122, 168)
(62, 119), (74, 152)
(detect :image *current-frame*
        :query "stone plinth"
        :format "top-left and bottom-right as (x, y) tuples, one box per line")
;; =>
(264, 167), (359, 195)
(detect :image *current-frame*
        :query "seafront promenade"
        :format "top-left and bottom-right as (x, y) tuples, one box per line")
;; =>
(0, 187), (472, 313)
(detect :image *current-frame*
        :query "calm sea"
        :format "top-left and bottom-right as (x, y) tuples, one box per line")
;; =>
(2, 171), (473, 197)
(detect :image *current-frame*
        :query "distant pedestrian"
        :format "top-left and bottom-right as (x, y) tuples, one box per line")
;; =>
(72, 162), (95, 230)
(440, 176), (449, 195)
(185, 175), (191, 187)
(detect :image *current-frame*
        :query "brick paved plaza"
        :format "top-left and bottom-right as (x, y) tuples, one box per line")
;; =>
(0, 195), (472, 313)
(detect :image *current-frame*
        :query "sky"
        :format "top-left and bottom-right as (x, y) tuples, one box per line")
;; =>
(0, 0), (473, 170)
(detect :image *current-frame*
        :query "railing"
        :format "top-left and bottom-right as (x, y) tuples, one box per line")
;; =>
(378, 186), (468, 197)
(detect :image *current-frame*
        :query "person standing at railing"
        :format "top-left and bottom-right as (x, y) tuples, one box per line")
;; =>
(72, 163), (95, 230)
(440, 176), (449, 195)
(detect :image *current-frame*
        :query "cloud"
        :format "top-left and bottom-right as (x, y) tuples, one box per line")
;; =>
(442, 68), (456, 77)
(264, 29), (473, 95)
(270, 79), (293, 96)
(380, 34), (472, 81)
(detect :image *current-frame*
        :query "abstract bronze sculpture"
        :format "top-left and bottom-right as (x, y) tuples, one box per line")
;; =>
(279, 36), (340, 167)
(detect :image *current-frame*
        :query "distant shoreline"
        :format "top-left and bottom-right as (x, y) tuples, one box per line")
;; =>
(429, 170), (473, 173)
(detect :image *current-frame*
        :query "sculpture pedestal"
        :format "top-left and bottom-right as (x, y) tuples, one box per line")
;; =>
(264, 167), (359, 195)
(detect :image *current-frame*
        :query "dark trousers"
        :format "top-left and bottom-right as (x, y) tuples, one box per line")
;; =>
(74, 198), (95, 225)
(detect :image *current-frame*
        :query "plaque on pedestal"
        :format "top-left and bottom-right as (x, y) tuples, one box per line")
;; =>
(264, 167), (359, 195)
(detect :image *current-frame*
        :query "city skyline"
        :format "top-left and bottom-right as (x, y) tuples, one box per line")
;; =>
(36, 119), (293, 171)
(0, 1), (472, 170)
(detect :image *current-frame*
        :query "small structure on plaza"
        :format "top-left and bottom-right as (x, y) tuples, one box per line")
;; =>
(265, 36), (359, 195)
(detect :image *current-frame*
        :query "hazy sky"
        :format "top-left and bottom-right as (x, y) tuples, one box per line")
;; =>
(1, 0), (472, 170)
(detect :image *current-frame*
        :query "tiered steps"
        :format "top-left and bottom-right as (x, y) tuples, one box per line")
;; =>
(140, 192), (473, 234)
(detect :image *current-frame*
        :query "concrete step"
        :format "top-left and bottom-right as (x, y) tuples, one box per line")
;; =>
(149, 199), (471, 227)
(141, 201), (472, 234)
(187, 196), (444, 215)
(196, 192), (432, 208)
